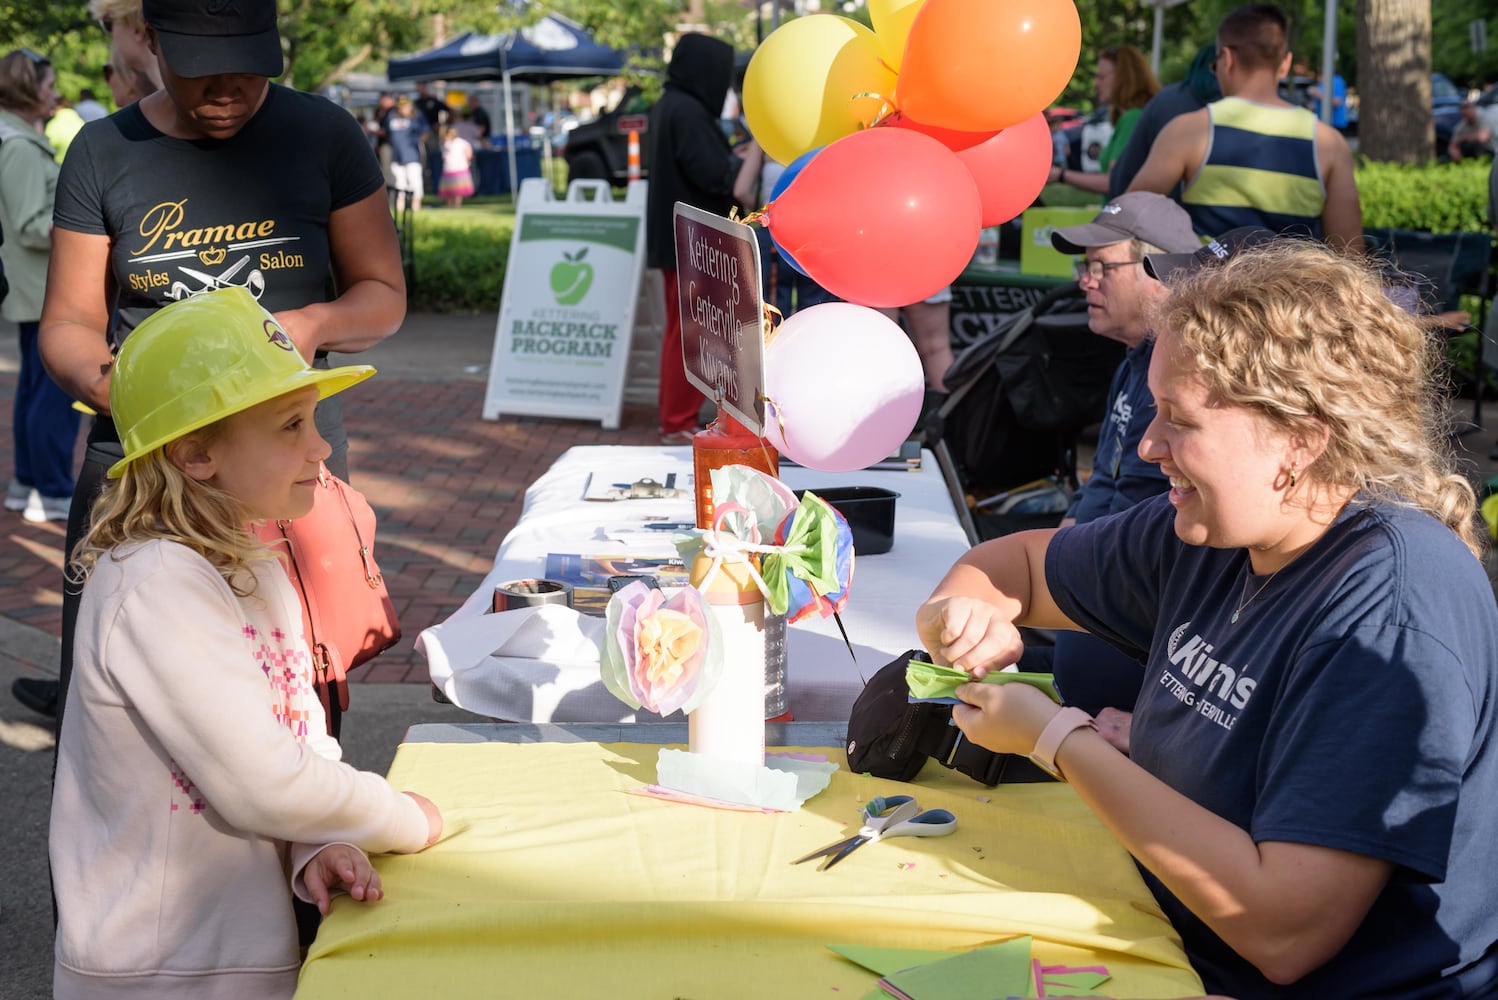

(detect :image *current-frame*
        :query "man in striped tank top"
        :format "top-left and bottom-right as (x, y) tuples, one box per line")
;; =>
(1126, 3), (1362, 251)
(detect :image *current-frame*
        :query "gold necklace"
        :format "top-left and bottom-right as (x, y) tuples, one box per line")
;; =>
(1231, 564), (1282, 624)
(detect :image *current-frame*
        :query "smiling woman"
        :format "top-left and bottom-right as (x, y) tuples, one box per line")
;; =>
(915, 236), (1498, 996)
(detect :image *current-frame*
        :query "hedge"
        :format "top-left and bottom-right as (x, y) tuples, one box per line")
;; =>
(407, 210), (514, 314)
(404, 160), (1495, 315)
(1356, 158), (1492, 233)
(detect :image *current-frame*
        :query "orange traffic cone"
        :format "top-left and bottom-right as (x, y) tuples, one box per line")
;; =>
(627, 129), (641, 182)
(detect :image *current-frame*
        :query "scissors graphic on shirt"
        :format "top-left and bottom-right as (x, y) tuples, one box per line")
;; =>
(165, 255), (265, 301)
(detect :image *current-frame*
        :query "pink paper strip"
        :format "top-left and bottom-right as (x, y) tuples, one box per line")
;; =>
(630, 784), (782, 813)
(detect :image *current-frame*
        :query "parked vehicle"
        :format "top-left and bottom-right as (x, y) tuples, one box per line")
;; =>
(1433, 72), (1465, 157)
(562, 86), (654, 184)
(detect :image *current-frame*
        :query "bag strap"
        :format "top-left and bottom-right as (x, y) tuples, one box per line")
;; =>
(327, 469), (384, 589)
(915, 713), (1053, 786)
(270, 504), (348, 739)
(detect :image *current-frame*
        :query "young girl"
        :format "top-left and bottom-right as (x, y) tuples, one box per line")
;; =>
(438, 123), (475, 209)
(50, 287), (443, 999)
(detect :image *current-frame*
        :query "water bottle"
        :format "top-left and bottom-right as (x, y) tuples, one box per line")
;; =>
(763, 612), (788, 720)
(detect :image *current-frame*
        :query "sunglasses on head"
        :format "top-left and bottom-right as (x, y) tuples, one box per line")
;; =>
(17, 48), (48, 67)
(98, 15), (115, 32)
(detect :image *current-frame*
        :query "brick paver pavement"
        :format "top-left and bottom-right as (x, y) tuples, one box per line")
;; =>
(0, 350), (664, 684)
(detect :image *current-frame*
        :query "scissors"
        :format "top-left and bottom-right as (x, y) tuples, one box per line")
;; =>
(791, 795), (957, 871)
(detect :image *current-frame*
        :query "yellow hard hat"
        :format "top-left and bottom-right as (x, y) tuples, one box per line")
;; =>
(108, 287), (375, 478)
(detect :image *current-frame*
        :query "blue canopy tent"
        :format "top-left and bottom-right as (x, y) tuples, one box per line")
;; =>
(387, 15), (626, 192)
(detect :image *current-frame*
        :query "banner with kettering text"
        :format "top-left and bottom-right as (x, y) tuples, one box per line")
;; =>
(483, 178), (646, 428)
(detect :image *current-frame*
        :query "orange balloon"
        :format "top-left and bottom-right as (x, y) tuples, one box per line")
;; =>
(895, 0), (1081, 132)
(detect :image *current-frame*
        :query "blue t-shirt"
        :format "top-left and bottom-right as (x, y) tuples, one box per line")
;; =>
(1046, 494), (1498, 998)
(1314, 75), (1349, 129)
(386, 112), (425, 165)
(1067, 341), (1168, 523)
(1051, 340), (1170, 714)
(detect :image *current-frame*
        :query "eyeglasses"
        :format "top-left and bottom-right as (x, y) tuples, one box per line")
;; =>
(1211, 45), (1235, 75)
(1075, 258), (1143, 281)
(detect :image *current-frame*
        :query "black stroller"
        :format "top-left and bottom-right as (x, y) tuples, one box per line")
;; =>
(927, 282), (1123, 544)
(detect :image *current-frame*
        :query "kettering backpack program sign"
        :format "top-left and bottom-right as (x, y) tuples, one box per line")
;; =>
(483, 178), (646, 428)
(672, 203), (766, 433)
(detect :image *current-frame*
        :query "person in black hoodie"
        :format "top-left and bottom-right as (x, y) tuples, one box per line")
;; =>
(645, 34), (748, 444)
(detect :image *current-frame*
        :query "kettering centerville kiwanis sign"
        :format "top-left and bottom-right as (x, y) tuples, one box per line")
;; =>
(483, 179), (647, 428)
(672, 203), (766, 434)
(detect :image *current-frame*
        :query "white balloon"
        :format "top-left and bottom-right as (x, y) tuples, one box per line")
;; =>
(763, 303), (926, 473)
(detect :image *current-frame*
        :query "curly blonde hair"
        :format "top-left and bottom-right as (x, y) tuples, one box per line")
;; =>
(69, 433), (275, 596)
(1156, 241), (1482, 558)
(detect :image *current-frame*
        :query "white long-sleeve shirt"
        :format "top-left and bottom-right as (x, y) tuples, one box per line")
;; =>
(52, 539), (429, 1000)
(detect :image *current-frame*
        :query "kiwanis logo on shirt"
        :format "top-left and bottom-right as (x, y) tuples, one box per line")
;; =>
(1158, 621), (1259, 731)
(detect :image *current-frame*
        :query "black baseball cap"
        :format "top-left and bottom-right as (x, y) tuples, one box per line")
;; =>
(143, 0), (283, 79)
(1142, 226), (1279, 282)
(1050, 192), (1202, 255)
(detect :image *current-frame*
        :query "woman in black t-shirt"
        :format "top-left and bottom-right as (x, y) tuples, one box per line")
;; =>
(29, 0), (404, 727)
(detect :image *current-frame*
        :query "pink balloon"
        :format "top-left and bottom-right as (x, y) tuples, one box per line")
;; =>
(956, 112), (1054, 227)
(763, 303), (925, 473)
(764, 128), (981, 308)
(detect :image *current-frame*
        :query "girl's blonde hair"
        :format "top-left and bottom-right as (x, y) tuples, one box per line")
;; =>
(1157, 241), (1482, 558)
(1101, 44), (1160, 123)
(69, 432), (273, 596)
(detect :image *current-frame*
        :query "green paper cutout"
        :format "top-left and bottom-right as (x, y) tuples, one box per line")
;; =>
(828, 944), (959, 977)
(1040, 970), (1110, 995)
(906, 659), (1060, 703)
(761, 491), (843, 617)
(878, 938), (1034, 1000)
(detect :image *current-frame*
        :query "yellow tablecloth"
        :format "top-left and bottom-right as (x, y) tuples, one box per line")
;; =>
(296, 743), (1204, 999)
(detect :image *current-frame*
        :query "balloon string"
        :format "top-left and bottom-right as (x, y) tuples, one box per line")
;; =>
(855, 92), (898, 129)
(760, 391), (789, 454)
(762, 301), (782, 347)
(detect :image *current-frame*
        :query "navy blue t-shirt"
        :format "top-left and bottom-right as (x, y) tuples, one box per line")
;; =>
(1066, 341), (1168, 524)
(1047, 494), (1498, 998)
(1051, 341), (1171, 714)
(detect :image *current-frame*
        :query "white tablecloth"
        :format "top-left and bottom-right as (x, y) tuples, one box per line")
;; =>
(420, 445), (971, 722)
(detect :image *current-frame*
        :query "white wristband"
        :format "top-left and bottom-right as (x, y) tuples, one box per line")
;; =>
(1027, 706), (1097, 781)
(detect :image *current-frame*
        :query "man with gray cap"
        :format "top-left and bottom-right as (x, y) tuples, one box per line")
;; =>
(1038, 192), (1201, 727)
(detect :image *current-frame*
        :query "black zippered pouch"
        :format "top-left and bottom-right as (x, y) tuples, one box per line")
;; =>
(844, 649), (1055, 786)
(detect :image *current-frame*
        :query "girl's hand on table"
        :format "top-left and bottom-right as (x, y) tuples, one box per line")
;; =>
(303, 844), (382, 915)
(405, 791), (444, 847)
(915, 596), (1023, 677)
(952, 681), (1060, 757)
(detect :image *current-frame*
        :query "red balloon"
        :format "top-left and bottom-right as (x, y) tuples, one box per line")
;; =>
(763, 129), (981, 309)
(878, 109), (998, 152)
(956, 113), (1053, 227)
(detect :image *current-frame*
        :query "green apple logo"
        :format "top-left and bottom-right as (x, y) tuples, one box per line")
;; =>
(550, 248), (594, 305)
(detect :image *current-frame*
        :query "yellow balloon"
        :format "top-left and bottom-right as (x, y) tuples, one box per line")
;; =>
(743, 16), (897, 168)
(868, 0), (926, 73)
